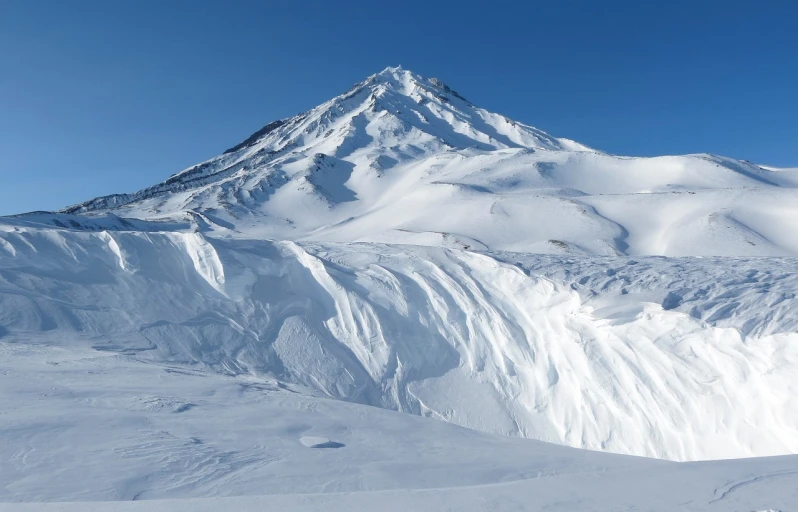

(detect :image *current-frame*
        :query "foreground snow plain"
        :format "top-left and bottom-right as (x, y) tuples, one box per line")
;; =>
(2, 342), (797, 511)
(2, 67), (797, 510)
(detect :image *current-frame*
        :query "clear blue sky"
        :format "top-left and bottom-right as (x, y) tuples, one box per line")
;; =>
(1, 0), (796, 215)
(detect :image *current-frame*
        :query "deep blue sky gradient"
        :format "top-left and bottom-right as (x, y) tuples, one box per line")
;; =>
(1, 0), (796, 215)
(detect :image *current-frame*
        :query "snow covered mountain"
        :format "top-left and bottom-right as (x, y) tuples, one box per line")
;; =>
(2, 67), (798, 509)
(21, 65), (797, 256)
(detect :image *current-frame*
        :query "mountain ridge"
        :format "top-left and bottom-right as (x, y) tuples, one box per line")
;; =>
(5, 66), (787, 257)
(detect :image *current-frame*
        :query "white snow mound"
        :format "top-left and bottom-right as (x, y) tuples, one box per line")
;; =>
(1, 229), (796, 461)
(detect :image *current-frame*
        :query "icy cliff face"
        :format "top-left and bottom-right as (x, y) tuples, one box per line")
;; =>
(2, 67), (798, 462)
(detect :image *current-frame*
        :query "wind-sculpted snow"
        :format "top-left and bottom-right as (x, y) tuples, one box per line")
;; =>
(500, 253), (798, 337)
(2, 229), (796, 461)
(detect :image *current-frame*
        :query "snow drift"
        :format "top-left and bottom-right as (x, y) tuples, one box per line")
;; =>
(2, 229), (796, 461)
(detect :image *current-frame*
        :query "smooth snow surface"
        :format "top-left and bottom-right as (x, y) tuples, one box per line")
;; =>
(2, 66), (798, 510)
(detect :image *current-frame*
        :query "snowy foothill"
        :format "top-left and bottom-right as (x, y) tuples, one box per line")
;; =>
(1, 67), (798, 510)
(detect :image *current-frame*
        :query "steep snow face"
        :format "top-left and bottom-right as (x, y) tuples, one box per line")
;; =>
(39, 66), (798, 257)
(1, 229), (797, 461)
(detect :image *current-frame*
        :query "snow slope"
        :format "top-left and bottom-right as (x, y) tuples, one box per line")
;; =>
(2, 66), (798, 509)
(42, 66), (798, 257)
(2, 341), (797, 511)
(1, 230), (796, 461)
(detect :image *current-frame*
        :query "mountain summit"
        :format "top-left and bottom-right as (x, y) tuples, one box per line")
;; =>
(16, 66), (797, 256)
(62, 67), (588, 213)
(217, 65), (590, 156)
